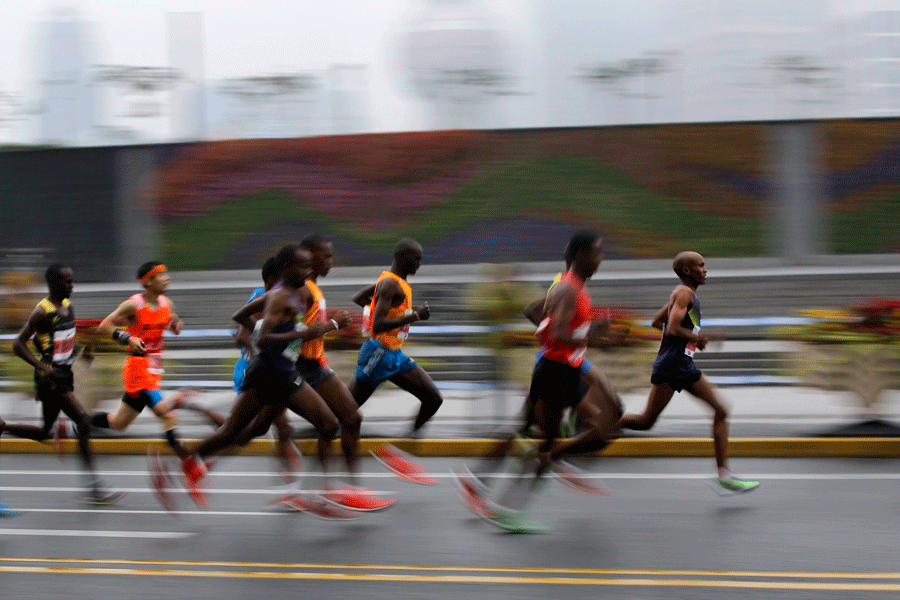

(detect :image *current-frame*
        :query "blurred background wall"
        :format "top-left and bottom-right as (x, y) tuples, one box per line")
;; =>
(0, 119), (898, 280)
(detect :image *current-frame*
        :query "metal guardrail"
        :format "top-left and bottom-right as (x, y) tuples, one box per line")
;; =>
(0, 318), (814, 390)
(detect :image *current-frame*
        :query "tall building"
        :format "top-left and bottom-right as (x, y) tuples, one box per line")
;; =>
(34, 9), (96, 145)
(398, 0), (510, 129)
(167, 12), (206, 141)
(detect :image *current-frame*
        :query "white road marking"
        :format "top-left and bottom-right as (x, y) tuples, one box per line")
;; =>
(0, 528), (194, 538)
(0, 486), (395, 495)
(4, 469), (900, 481)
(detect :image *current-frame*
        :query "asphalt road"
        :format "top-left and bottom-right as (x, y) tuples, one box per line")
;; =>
(2, 454), (900, 599)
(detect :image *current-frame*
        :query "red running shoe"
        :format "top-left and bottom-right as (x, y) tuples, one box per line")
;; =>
(370, 444), (438, 485)
(321, 485), (396, 512)
(180, 454), (209, 509)
(553, 460), (613, 497)
(304, 496), (365, 521)
(451, 466), (490, 516)
(269, 493), (312, 513)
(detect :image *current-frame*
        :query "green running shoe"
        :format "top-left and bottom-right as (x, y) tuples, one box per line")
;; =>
(709, 476), (761, 496)
(481, 502), (546, 534)
(559, 409), (577, 438)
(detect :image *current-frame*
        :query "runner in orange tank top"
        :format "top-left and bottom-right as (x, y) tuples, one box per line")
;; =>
(297, 234), (394, 509)
(236, 234), (396, 510)
(92, 261), (208, 504)
(349, 238), (443, 484)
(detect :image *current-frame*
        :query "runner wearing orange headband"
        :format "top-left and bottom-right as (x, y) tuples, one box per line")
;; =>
(88, 261), (208, 507)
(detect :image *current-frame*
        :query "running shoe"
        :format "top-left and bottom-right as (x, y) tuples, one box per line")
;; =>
(480, 501), (546, 534)
(269, 493), (312, 512)
(79, 487), (127, 505)
(148, 448), (176, 512)
(559, 409), (577, 438)
(304, 495), (366, 521)
(0, 501), (22, 517)
(181, 454), (209, 509)
(321, 485), (395, 512)
(370, 443), (438, 485)
(708, 476), (761, 496)
(451, 465), (490, 516)
(553, 460), (613, 496)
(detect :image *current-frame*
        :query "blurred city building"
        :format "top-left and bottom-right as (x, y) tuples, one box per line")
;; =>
(33, 8), (97, 146)
(167, 12), (206, 142)
(4, 2), (900, 146)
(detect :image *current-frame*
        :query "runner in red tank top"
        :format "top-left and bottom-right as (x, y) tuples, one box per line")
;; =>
(482, 231), (621, 532)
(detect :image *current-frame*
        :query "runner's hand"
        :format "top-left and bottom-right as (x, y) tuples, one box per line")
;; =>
(128, 336), (146, 356)
(415, 302), (430, 321)
(333, 310), (352, 329)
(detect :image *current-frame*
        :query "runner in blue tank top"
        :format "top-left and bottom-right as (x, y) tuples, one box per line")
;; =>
(618, 251), (760, 496)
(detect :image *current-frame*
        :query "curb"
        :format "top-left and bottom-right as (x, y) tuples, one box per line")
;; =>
(2, 437), (898, 458)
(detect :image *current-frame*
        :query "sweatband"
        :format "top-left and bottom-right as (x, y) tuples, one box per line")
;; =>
(139, 264), (167, 284)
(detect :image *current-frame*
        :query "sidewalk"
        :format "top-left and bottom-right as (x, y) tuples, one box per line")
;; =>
(2, 385), (900, 457)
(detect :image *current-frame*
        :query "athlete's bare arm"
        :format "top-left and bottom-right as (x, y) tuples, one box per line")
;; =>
(545, 282), (607, 347)
(351, 283), (377, 308)
(370, 278), (426, 333)
(254, 289), (303, 347)
(650, 303), (669, 330)
(664, 287), (708, 350)
(12, 305), (55, 377)
(233, 295), (267, 327)
(97, 299), (145, 355)
(522, 297), (546, 326)
(166, 300), (183, 334)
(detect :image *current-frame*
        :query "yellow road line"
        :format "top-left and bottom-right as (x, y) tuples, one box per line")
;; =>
(3, 557), (900, 580)
(2, 437), (899, 457)
(2, 564), (900, 591)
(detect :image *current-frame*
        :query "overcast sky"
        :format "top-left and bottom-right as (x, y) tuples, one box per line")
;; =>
(2, 0), (900, 142)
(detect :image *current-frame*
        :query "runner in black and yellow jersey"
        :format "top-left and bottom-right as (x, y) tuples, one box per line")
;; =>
(3, 264), (124, 504)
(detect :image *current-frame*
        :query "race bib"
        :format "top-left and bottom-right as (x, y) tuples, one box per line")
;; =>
(52, 327), (76, 365)
(283, 321), (304, 362)
(147, 351), (164, 375)
(397, 310), (413, 340)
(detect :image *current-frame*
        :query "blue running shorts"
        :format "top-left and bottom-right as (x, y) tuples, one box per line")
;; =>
(354, 338), (417, 386)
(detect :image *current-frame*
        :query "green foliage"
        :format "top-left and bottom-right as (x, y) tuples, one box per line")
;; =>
(158, 156), (766, 269)
(830, 191), (900, 254)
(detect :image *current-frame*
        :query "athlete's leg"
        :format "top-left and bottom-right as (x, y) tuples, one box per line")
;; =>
(164, 391), (226, 428)
(283, 383), (339, 474)
(229, 398), (301, 478)
(93, 400), (141, 431)
(57, 391), (95, 471)
(685, 375), (730, 471)
(270, 409), (302, 480)
(617, 383), (676, 431)
(348, 376), (378, 407)
(149, 395), (195, 459)
(1, 398), (60, 441)
(549, 366), (623, 458)
(190, 390), (274, 459)
(388, 365), (444, 434)
(315, 376), (362, 476)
